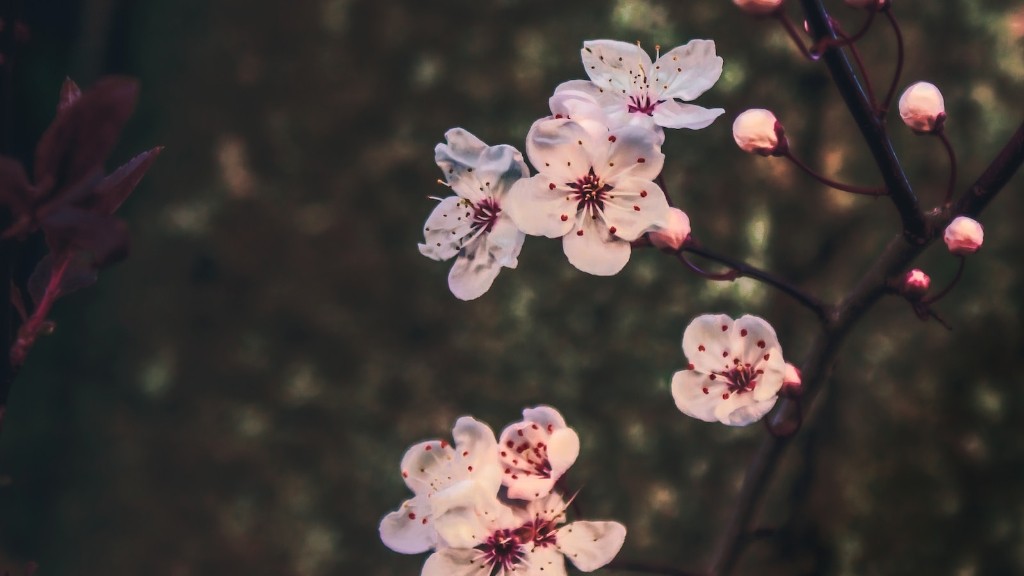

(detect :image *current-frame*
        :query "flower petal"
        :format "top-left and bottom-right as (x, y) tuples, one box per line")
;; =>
(419, 196), (474, 262)
(379, 497), (437, 554)
(651, 39), (723, 101)
(433, 495), (511, 549)
(713, 394), (779, 426)
(436, 129), (528, 204)
(524, 118), (597, 182)
(504, 176), (578, 238)
(521, 405), (568, 429)
(451, 416), (502, 495)
(562, 215), (630, 276)
(486, 215), (525, 268)
(729, 315), (786, 401)
(547, 428), (581, 479)
(522, 546), (569, 576)
(581, 40), (653, 96)
(671, 370), (730, 423)
(550, 80), (613, 122)
(447, 240), (502, 301)
(651, 99), (725, 130)
(682, 314), (735, 372)
(601, 177), (670, 241)
(602, 125), (664, 182)
(499, 408), (579, 501)
(422, 549), (491, 576)
(556, 520), (627, 572)
(400, 439), (457, 495)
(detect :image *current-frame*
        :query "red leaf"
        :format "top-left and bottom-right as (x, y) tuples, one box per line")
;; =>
(58, 77), (81, 112)
(0, 156), (33, 212)
(33, 76), (139, 194)
(27, 252), (98, 305)
(90, 146), (163, 214)
(39, 207), (130, 268)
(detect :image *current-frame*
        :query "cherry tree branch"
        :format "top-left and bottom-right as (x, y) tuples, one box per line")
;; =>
(704, 119), (1024, 576)
(800, 0), (927, 242)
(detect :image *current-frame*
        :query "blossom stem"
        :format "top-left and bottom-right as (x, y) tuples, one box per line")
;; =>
(879, 7), (905, 118)
(782, 151), (888, 196)
(774, 12), (816, 61)
(675, 251), (739, 282)
(810, 7), (877, 56)
(10, 252), (69, 369)
(680, 242), (829, 323)
(921, 256), (965, 305)
(936, 129), (958, 206)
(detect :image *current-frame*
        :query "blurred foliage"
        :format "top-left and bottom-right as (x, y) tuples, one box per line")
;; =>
(0, 0), (1022, 575)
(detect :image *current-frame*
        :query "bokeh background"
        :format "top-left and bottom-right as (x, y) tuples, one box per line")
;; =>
(0, 0), (1022, 575)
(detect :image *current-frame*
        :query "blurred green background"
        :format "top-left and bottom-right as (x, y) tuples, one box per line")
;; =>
(0, 0), (1022, 574)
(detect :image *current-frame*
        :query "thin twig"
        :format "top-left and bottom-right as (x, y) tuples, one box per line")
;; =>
(676, 251), (739, 282)
(774, 12), (815, 60)
(936, 130), (958, 206)
(921, 256), (965, 305)
(782, 151), (887, 196)
(879, 7), (905, 117)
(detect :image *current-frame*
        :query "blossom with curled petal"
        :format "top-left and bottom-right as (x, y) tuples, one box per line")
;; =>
(504, 115), (670, 276)
(943, 216), (984, 255)
(422, 493), (626, 576)
(419, 129), (528, 300)
(551, 39), (724, 136)
(671, 314), (786, 426)
(379, 417), (502, 554)
(498, 406), (580, 501)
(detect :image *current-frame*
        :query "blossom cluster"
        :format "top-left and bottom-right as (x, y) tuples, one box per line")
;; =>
(380, 407), (626, 575)
(419, 39), (725, 299)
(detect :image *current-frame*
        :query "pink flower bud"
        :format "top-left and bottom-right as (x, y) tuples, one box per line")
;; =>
(733, 109), (786, 156)
(781, 363), (803, 397)
(649, 208), (691, 250)
(902, 269), (931, 298)
(733, 0), (784, 15)
(899, 82), (945, 133)
(943, 216), (984, 255)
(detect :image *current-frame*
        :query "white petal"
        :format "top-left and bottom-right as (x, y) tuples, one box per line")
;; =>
(400, 440), (457, 495)
(451, 416), (502, 495)
(652, 99), (725, 130)
(504, 176), (578, 238)
(524, 117), (596, 182)
(379, 497), (437, 554)
(523, 492), (569, 524)
(505, 474), (557, 502)
(433, 495), (510, 549)
(419, 196), (474, 262)
(448, 238), (502, 301)
(600, 177), (670, 241)
(681, 314), (735, 373)
(562, 215), (630, 276)
(550, 80), (611, 122)
(601, 125), (664, 182)
(730, 315), (786, 401)
(422, 549), (490, 576)
(581, 40), (653, 96)
(651, 39), (723, 101)
(713, 394), (778, 426)
(521, 405), (568, 429)
(436, 129), (528, 205)
(556, 520), (627, 572)
(522, 546), (568, 576)
(671, 370), (730, 423)
(486, 215), (525, 268)
(547, 428), (580, 478)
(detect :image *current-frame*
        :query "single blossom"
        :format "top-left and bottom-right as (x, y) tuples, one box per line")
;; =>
(551, 39), (725, 136)
(901, 269), (931, 298)
(422, 493), (626, 576)
(943, 216), (984, 255)
(504, 115), (670, 276)
(498, 406), (581, 501)
(649, 207), (692, 250)
(379, 417), (502, 554)
(419, 128), (528, 300)
(899, 82), (945, 133)
(734, 0), (784, 15)
(732, 109), (786, 156)
(671, 314), (787, 426)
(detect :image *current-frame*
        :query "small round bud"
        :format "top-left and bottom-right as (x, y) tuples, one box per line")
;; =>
(901, 269), (931, 299)
(649, 208), (691, 251)
(733, 0), (784, 16)
(943, 216), (984, 255)
(733, 109), (787, 156)
(781, 363), (803, 397)
(899, 82), (945, 133)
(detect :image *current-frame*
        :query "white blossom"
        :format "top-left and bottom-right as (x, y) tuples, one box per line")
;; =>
(943, 216), (984, 255)
(498, 406), (580, 501)
(648, 207), (691, 250)
(899, 82), (945, 133)
(732, 109), (785, 155)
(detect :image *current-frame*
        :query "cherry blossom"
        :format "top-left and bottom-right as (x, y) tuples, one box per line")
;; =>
(899, 82), (945, 133)
(671, 314), (787, 426)
(419, 128), (528, 300)
(732, 109), (786, 156)
(901, 269), (931, 299)
(504, 115), (670, 276)
(422, 493), (626, 576)
(552, 39), (724, 136)
(379, 416), (502, 554)
(498, 406), (580, 501)
(943, 216), (984, 255)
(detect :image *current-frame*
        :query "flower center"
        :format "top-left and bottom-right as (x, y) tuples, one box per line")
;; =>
(480, 529), (525, 573)
(716, 363), (764, 395)
(516, 518), (559, 548)
(627, 94), (662, 116)
(567, 168), (613, 212)
(471, 197), (501, 234)
(507, 435), (552, 478)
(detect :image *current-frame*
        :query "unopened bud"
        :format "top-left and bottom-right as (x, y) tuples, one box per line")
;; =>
(781, 363), (803, 397)
(902, 269), (931, 299)
(733, 0), (784, 15)
(899, 82), (945, 133)
(943, 216), (984, 255)
(649, 208), (691, 251)
(733, 109), (787, 156)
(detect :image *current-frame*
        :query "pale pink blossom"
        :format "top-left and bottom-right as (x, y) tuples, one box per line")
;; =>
(498, 406), (580, 501)
(732, 109), (786, 156)
(943, 216), (984, 255)
(504, 115), (670, 276)
(649, 207), (691, 250)
(734, 0), (784, 15)
(379, 417), (502, 554)
(419, 129), (528, 300)
(551, 39), (724, 136)
(902, 269), (931, 298)
(899, 82), (945, 133)
(671, 314), (787, 426)
(781, 362), (803, 397)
